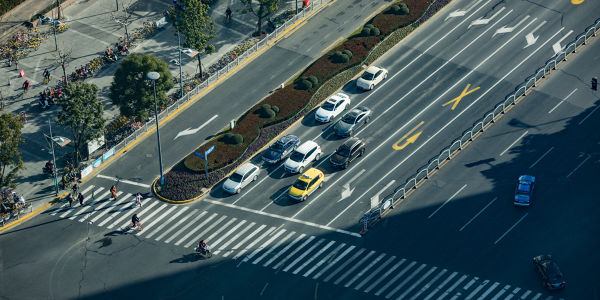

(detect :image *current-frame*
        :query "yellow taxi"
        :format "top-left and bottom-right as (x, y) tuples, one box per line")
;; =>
(288, 168), (324, 201)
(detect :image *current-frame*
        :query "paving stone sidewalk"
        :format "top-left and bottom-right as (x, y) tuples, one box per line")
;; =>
(0, 0), (297, 224)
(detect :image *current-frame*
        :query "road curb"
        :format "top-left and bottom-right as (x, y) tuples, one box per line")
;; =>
(0, 202), (52, 233)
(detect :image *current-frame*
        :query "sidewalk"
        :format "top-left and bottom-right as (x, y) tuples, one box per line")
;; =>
(0, 0), (298, 230)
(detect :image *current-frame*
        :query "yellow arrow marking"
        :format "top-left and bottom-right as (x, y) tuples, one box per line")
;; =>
(442, 84), (480, 110)
(571, 0), (584, 4)
(393, 121), (424, 150)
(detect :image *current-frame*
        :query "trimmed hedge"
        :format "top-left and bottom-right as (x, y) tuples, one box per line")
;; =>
(1, 0), (26, 16)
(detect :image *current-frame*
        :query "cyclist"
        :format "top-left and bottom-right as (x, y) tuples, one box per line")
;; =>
(197, 240), (210, 255)
(22, 80), (30, 93)
(43, 68), (50, 82)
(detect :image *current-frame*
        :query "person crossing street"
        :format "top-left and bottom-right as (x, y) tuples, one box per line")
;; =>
(110, 185), (117, 200)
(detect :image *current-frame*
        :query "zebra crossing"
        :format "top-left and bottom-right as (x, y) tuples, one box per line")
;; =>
(46, 185), (559, 300)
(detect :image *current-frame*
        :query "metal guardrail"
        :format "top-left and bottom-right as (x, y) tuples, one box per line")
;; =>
(80, 1), (331, 178)
(360, 18), (600, 233)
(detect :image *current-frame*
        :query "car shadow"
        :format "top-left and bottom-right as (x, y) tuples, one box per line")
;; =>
(270, 185), (298, 207)
(300, 109), (328, 128)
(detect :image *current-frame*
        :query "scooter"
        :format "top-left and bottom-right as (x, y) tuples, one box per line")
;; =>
(194, 245), (212, 258)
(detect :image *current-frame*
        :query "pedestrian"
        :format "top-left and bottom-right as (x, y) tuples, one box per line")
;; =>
(72, 182), (79, 196)
(68, 193), (74, 207)
(78, 193), (84, 206)
(135, 193), (142, 208)
(110, 185), (117, 200)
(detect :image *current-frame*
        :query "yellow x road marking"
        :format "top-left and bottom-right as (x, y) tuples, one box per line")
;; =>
(443, 84), (480, 110)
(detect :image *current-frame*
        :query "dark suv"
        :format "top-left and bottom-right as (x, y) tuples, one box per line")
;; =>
(262, 135), (300, 164)
(533, 255), (566, 290)
(330, 138), (365, 169)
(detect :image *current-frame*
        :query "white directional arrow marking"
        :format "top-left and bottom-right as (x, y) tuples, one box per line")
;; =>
(492, 15), (529, 37)
(468, 7), (506, 28)
(370, 180), (396, 209)
(524, 20), (546, 48)
(174, 115), (218, 140)
(445, 0), (484, 21)
(552, 30), (574, 54)
(338, 169), (366, 202)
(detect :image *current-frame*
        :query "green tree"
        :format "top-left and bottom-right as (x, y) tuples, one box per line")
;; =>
(240, 0), (280, 35)
(170, 0), (216, 78)
(0, 113), (24, 188)
(109, 53), (174, 121)
(56, 82), (106, 164)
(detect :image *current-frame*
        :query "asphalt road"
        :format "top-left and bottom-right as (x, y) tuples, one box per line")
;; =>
(2, 0), (599, 299)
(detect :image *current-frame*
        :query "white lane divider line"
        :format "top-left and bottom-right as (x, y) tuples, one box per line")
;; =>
(161, 211), (206, 243)
(182, 215), (227, 247)
(171, 213), (217, 245)
(214, 222), (256, 255)
(243, 228), (287, 263)
(355, 256), (396, 291)
(494, 213), (528, 245)
(422, 270), (457, 300)
(145, 207), (189, 239)
(364, 258), (405, 293)
(578, 104), (600, 125)
(252, 230), (295, 265)
(459, 197), (497, 231)
(548, 88), (577, 113)
(91, 192), (129, 225)
(529, 146), (554, 169)
(303, 243), (346, 278)
(468, 7), (506, 28)
(282, 239), (325, 272)
(96, 174), (150, 188)
(371, 180), (396, 209)
(263, 233), (306, 266)
(428, 184), (467, 219)
(374, 261), (416, 296)
(292, 240), (336, 275)
(566, 154), (591, 178)
(312, 245), (356, 280)
(500, 131), (529, 156)
(345, 253), (386, 288)
(323, 248), (366, 282)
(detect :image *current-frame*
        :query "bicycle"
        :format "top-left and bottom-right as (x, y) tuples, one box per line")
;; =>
(43, 75), (51, 84)
(128, 221), (142, 231)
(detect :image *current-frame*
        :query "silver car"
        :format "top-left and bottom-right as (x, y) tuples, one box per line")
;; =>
(333, 106), (372, 137)
(222, 162), (260, 194)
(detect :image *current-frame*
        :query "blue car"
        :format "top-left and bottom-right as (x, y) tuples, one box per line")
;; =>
(262, 135), (300, 164)
(514, 175), (535, 206)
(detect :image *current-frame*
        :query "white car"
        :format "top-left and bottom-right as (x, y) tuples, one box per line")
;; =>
(284, 140), (322, 173)
(356, 66), (388, 90)
(222, 162), (260, 194)
(314, 93), (351, 122)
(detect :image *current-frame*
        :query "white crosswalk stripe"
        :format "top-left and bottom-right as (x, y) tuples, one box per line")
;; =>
(47, 185), (542, 300)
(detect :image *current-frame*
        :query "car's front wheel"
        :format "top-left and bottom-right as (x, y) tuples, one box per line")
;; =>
(315, 153), (321, 161)
(298, 166), (304, 173)
(359, 149), (365, 157)
(253, 175), (258, 181)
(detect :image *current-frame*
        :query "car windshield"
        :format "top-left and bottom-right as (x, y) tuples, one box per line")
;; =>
(293, 180), (308, 190)
(229, 173), (243, 183)
(337, 146), (351, 157)
(517, 184), (530, 193)
(290, 151), (305, 162)
(341, 114), (357, 123)
(270, 142), (284, 151)
(361, 71), (375, 81)
(321, 102), (336, 111)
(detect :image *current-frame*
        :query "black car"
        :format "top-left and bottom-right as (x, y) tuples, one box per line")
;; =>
(533, 255), (566, 290)
(330, 138), (365, 169)
(262, 135), (300, 164)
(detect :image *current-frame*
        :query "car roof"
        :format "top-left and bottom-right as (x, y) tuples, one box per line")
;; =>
(296, 140), (318, 153)
(276, 134), (298, 145)
(365, 66), (381, 74)
(299, 168), (323, 182)
(235, 162), (258, 175)
(341, 137), (361, 149)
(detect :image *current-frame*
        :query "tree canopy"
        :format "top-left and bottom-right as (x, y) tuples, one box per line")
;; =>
(170, 0), (216, 77)
(240, 0), (280, 35)
(56, 82), (106, 164)
(109, 53), (174, 121)
(0, 113), (24, 188)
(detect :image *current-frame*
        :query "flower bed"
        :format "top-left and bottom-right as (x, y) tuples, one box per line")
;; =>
(157, 0), (454, 201)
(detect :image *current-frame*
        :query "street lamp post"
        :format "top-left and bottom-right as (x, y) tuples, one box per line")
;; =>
(147, 72), (165, 185)
(48, 120), (59, 196)
(177, 31), (184, 98)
